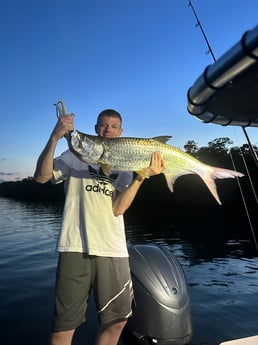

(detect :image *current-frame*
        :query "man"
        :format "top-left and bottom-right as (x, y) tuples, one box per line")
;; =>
(34, 108), (165, 345)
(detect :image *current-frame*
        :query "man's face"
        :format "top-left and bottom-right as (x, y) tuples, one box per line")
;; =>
(95, 115), (123, 138)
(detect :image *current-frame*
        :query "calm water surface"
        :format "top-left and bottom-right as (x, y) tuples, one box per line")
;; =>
(0, 197), (258, 345)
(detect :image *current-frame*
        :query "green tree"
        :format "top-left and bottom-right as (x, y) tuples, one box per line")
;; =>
(207, 137), (233, 154)
(184, 140), (198, 154)
(196, 137), (233, 167)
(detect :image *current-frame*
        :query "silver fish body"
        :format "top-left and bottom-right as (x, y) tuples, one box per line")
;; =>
(67, 130), (244, 205)
(70, 131), (173, 170)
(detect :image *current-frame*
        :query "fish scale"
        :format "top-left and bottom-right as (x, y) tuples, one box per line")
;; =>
(101, 137), (172, 171)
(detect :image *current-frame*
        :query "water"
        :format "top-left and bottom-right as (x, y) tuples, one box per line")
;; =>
(0, 197), (258, 345)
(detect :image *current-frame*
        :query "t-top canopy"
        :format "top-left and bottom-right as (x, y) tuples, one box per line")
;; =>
(187, 25), (258, 127)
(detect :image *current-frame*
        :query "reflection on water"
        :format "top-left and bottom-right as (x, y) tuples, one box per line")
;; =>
(0, 197), (258, 345)
(0, 199), (62, 345)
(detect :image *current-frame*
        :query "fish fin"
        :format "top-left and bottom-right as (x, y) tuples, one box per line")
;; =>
(199, 174), (222, 205)
(209, 167), (244, 180)
(164, 170), (223, 205)
(101, 164), (112, 176)
(164, 167), (244, 205)
(152, 136), (172, 144)
(165, 170), (223, 205)
(164, 173), (183, 192)
(200, 167), (244, 205)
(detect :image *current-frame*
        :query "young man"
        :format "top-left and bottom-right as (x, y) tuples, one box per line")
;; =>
(34, 109), (165, 345)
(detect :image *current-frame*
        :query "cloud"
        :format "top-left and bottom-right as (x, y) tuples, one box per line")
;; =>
(0, 158), (7, 162)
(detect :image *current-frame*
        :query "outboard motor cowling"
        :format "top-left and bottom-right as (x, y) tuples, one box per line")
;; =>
(126, 244), (192, 345)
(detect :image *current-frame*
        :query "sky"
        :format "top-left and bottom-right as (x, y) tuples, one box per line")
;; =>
(1, 0), (258, 181)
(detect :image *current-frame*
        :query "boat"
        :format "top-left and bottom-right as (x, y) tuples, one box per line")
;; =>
(187, 24), (258, 345)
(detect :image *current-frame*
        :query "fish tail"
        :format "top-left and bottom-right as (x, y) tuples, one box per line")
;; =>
(200, 173), (222, 205)
(209, 167), (244, 180)
(164, 167), (244, 205)
(164, 171), (223, 204)
(200, 167), (244, 205)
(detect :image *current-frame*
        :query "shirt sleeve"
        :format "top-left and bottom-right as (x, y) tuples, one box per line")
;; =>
(52, 150), (72, 184)
(115, 171), (133, 192)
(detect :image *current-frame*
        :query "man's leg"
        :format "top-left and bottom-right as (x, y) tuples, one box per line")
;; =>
(50, 329), (75, 345)
(95, 320), (127, 345)
(51, 253), (91, 345)
(94, 257), (133, 345)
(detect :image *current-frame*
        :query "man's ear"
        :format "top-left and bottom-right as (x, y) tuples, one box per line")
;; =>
(94, 124), (98, 134)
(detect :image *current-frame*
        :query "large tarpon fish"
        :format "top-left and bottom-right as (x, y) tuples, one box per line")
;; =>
(54, 99), (244, 205)
(67, 130), (244, 205)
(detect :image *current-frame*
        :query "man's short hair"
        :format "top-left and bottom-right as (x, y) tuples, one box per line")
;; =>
(96, 109), (122, 126)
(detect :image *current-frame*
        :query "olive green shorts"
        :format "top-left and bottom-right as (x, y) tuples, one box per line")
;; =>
(53, 252), (133, 331)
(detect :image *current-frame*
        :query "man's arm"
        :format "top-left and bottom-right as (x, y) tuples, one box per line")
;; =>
(34, 115), (74, 184)
(112, 152), (165, 216)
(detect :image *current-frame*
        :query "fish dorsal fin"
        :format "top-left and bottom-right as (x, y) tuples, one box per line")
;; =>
(152, 135), (172, 144)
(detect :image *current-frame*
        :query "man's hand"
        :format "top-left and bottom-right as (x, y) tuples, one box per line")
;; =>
(51, 114), (74, 140)
(136, 152), (166, 180)
(113, 152), (166, 215)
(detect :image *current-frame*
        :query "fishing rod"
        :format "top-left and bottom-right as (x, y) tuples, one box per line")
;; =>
(230, 149), (258, 252)
(188, 0), (258, 251)
(188, 0), (216, 61)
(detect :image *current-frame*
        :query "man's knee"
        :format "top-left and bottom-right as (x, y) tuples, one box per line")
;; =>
(50, 330), (75, 345)
(102, 319), (128, 335)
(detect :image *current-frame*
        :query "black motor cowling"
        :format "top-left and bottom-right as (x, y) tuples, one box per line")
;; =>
(125, 244), (192, 345)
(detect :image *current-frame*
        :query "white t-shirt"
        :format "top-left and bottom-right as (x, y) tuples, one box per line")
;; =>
(52, 150), (133, 257)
